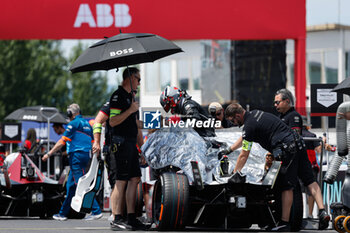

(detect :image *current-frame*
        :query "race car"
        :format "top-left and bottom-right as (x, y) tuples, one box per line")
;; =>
(142, 127), (303, 231)
(0, 140), (69, 218)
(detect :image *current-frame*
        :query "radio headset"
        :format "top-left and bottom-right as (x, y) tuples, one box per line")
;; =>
(67, 109), (73, 118)
(67, 108), (81, 118)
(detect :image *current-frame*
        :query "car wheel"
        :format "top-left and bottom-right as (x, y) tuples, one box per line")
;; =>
(343, 216), (350, 233)
(135, 181), (144, 217)
(334, 215), (346, 233)
(153, 172), (189, 230)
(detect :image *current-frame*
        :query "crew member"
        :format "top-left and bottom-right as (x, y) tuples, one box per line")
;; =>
(52, 123), (69, 168)
(92, 101), (123, 222)
(24, 128), (37, 153)
(301, 118), (322, 219)
(160, 86), (216, 137)
(265, 153), (274, 173)
(42, 103), (102, 221)
(222, 103), (302, 231)
(274, 88), (330, 229)
(53, 123), (66, 139)
(208, 102), (234, 128)
(109, 67), (145, 230)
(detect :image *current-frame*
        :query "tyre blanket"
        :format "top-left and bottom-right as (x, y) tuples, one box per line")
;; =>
(141, 127), (268, 185)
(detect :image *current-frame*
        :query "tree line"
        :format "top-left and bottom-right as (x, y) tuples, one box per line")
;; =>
(0, 40), (113, 121)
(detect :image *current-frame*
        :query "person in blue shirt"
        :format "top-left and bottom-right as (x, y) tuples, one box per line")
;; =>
(42, 103), (102, 221)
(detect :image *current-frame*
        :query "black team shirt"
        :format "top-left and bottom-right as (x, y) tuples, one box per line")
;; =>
(109, 86), (138, 139)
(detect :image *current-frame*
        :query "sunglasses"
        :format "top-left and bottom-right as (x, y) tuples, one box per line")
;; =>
(274, 100), (283, 105)
(134, 75), (141, 83)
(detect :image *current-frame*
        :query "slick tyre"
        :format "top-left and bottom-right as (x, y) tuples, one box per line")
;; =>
(153, 172), (189, 230)
(135, 181), (144, 217)
(343, 216), (350, 233)
(334, 215), (346, 233)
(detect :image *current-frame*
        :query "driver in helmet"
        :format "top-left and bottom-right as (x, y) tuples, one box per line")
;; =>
(160, 86), (216, 137)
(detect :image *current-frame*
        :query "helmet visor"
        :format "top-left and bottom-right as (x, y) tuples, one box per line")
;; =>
(163, 103), (170, 112)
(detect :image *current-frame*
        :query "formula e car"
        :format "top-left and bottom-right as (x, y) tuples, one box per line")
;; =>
(0, 140), (66, 218)
(142, 128), (303, 231)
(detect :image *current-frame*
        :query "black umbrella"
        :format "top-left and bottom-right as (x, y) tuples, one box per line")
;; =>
(69, 33), (183, 73)
(332, 77), (350, 95)
(5, 106), (67, 124)
(6, 106), (67, 175)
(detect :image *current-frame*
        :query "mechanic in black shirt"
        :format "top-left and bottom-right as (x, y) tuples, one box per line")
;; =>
(222, 103), (301, 231)
(92, 101), (119, 221)
(92, 102), (112, 154)
(274, 88), (329, 229)
(109, 67), (145, 230)
(160, 86), (216, 137)
(208, 102), (234, 128)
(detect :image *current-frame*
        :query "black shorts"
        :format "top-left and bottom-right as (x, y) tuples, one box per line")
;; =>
(112, 140), (141, 181)
(302, 168), (319, 195)
(297, 148), (316, 186)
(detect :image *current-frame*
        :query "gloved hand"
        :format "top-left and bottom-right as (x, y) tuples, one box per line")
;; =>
(228, 171), (246, 184)
(218, 146), (232, 159)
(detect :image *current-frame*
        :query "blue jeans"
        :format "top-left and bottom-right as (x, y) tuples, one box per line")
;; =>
(59, 151), (101, 216)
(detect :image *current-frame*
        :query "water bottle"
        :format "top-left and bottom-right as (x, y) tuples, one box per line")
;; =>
(221, 155), (229, 176)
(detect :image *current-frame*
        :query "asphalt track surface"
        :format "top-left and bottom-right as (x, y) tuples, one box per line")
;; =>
(0, 213), (336, 233)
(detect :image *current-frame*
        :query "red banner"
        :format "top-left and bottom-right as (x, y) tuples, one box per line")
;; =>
(0, 0), (305, 40)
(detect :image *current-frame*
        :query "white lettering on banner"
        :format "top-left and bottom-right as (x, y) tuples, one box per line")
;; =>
(74, 4), (132, 28)
(114, 4), (131, 27)
(74, 4), (96, 27)
(97, 4), (113, 27)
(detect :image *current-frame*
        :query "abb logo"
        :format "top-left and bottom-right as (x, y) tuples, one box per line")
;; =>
(74, 4), (132, 28)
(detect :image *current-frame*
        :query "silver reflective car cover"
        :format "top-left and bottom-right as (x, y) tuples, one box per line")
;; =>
(141, 127), (268, 185)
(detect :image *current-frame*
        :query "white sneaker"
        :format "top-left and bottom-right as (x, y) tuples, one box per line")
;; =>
(84, 213), (103, 221)
(53, 214), (67, 221)
(108, 214), (114, 221)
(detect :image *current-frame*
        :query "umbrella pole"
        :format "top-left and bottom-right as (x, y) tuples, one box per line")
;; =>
(118, 29), (136, 100)
(126, 65), (136, 101)
(39, 107), (60, 179)
(47, 119), (50, 177)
